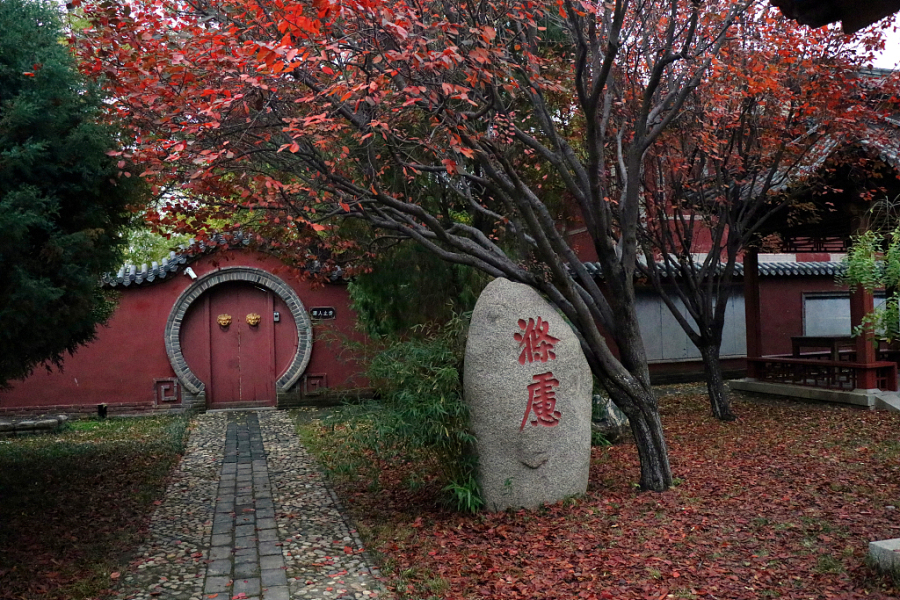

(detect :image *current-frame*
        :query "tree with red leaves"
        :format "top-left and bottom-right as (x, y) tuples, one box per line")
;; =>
(75, 0), (761, 491)
(636, 7), (897, 421)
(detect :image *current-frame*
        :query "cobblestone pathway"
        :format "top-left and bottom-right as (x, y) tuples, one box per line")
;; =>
(112, 411), (387, 600)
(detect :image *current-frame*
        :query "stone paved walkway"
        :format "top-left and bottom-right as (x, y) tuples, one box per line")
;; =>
(112, 410), (388, 600)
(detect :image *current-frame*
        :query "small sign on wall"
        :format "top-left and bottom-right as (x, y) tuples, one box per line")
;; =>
(309, 307), (336, 320)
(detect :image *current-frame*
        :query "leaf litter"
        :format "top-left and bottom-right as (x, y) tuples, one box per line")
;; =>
(304, 386), (900, 599)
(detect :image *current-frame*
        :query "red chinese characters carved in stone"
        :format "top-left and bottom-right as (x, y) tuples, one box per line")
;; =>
(521, 371), (562, 430)
(515, 317), (560, 364)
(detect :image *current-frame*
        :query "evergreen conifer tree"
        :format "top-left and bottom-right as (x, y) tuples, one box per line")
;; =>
(0, 0), (141, 385)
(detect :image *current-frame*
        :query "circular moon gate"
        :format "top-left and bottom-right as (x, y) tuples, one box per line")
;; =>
(164, 267), (313, 400)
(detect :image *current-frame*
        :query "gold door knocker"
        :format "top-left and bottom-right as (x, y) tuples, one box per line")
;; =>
(217, 314), (232, 327)
(246, 313), (261, 327)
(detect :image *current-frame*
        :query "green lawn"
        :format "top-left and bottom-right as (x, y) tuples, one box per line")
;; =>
(0, 416), (188, 600)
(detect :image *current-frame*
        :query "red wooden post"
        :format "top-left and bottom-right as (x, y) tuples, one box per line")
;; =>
(744, 249), (762, 378)
(202, 295), (211, 404)
(850, 285), (878, 388)
(267, 290), (276, 384)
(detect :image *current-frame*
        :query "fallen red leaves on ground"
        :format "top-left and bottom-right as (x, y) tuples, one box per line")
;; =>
(325, 387), (900, 599)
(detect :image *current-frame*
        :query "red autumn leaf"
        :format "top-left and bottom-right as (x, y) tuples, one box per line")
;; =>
(441, 158), (457, 175)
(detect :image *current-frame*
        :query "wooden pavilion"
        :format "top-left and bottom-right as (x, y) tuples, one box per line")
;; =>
(733, 144), (900, 410)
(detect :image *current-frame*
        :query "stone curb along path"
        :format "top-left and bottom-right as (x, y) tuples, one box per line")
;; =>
(112, 411), (389, 600)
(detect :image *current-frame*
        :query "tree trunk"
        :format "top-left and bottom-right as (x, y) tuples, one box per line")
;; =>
(618, 393), (673, 491)
(698, 342), (736, 421)
(593, 246), (674, 492)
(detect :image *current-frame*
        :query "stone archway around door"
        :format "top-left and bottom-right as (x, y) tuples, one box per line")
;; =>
(164, 267), (313, 409)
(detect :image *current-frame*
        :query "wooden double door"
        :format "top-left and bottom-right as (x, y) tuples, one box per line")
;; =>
(182, 281), (278, 408)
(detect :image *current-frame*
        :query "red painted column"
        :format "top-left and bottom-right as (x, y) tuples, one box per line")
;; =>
(850, 285), (877, 388)
(850, 212), (878, 389)
(744, 249), (762, 378)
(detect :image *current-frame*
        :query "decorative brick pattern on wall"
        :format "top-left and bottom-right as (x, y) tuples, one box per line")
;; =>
(154, 378), (182, 405)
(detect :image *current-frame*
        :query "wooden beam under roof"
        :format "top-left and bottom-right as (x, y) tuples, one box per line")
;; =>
(771, 0), (900, 33)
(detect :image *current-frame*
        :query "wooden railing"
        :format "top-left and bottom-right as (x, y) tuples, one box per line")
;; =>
(746, 356), (898, 391)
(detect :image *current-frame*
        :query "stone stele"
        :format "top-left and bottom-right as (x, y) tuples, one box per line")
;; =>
(464, 278), (592, 511)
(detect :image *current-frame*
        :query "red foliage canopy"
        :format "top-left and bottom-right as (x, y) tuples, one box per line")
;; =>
(72, 0), (893, 491)
(76, 0), (767, 492)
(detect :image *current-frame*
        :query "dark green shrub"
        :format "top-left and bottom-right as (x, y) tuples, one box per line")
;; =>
(0, 0), (145, 385)
(326, 313), (482, 512)
(348, 242), (488, 339)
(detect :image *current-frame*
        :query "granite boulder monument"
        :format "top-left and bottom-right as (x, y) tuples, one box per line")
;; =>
(464, 278), (593, 511)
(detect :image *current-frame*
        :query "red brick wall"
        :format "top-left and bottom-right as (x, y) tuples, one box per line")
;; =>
(0, 251), (366, 413)
(757, 276), (845, 356)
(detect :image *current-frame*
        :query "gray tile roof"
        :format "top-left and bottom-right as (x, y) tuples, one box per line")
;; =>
(102, 231), (346, 289)
(860, 116), (900, 172)
(581, 260), (844, 279)
(749, 261), (843, 277)
(102, 232), (251, 288)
